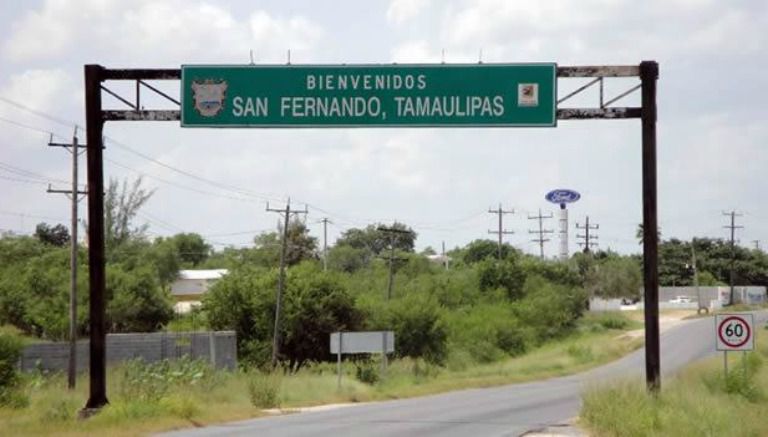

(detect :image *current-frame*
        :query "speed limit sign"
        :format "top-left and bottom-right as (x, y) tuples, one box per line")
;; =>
(715, 314), (754, 351)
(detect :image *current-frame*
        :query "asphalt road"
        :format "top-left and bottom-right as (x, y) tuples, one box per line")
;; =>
(161, 311), (767, 437)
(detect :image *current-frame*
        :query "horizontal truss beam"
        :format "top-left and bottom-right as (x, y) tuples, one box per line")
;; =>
(104, 107), (641, 122)
(98, 65), (643, 121)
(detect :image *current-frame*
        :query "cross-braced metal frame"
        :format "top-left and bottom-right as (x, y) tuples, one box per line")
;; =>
(82, 62), (659, 409)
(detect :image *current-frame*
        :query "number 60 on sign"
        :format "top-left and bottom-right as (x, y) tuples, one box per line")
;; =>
(715, 314), (754, 351)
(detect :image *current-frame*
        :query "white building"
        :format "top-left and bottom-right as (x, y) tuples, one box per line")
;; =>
(170, 269), (228, 313)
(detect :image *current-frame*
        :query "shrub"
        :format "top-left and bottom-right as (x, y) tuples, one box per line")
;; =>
(513, 275), (586, 343)
(599, 315), (629, 330)
(118, 357), (214, 403)
(0, 333), (26, 407)
(477, 258), (527, 300)
(0, 333), (22, 389)
(703, 352), (764, 402)
(248, 372), (281, 408)
(566, 345), (594, 364)
(355, 361), (380, 385)
(382, 295), (448, 365)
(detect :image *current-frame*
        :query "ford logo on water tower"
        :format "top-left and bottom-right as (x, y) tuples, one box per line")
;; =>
(545, 189), (581, 206)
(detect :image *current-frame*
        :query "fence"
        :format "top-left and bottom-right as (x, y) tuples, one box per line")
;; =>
(20, 331), (237, 372)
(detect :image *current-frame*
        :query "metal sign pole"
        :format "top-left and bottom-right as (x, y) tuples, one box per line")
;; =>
(84, 64), (108, 411)
(337, 332), (343, 390)
(640, 60), (661, 393)
(381, 331), (388, 377)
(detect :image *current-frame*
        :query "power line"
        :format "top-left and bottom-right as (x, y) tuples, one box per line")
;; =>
(46, 129), (86, 390)
(377, 225), (414, 300)
(576, 216), (599, 253)
(0, 95), (78, 128)
(528, 209), (553, 259)
(266, 198), (308, 368)
(319, 218), (332, 272)
(723, 210), (743, 305)
(488, 203), (514, 260)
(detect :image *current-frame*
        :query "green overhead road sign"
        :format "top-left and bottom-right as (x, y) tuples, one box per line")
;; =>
(181, 64), (556, 127)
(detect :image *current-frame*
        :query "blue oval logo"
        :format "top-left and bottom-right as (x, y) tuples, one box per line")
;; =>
(545, 189), (581, 204)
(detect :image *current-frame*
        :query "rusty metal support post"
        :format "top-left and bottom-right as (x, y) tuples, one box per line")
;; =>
(640, 60), (660, 393)
(84, 64), (109, 409)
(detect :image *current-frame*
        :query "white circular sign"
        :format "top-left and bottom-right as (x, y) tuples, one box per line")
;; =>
(716, 315), (753, 350)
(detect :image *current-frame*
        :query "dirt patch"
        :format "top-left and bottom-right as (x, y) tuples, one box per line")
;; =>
(617, 310), (694, 340)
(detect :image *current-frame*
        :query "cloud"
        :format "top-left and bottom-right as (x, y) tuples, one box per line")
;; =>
(2, 0), (327, 65)
(387, 0), (431, 24)
(1, 68), (71, 111)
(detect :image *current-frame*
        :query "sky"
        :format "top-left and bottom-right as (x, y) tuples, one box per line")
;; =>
(1, 0), (767, 258)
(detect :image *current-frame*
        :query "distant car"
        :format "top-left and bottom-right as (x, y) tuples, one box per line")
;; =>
(669, 296), (692, 304)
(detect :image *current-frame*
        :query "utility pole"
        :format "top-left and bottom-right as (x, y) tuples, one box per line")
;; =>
(441, 241), (449, 271)
(47, 129), (87, 390)
(527, 209), (553, 259)
(723, 211), (743, 305)
(377, 225), (413, 300)
(266, 198), (308, 368)
(576, 216), (599, 253)
(320, 218), (331, 272)
(753, 240), (761, 251)
(690, 240), (703, 313)
(488, 203), (514, 259)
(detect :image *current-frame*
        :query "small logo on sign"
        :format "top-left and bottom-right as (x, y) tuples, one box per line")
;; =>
(518, 83), (539, 107)
(191, 79), (228, 117)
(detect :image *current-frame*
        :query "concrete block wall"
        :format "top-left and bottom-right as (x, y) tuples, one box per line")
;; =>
(20, 331), (236, 373)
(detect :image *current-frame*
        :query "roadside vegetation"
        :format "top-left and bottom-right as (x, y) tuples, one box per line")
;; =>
(581, 322), (768, 437)
(0, 312), (642, 436)
(1, 177), (767, 435)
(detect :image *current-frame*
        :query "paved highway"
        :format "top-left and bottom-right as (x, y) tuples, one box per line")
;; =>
(161, 312), (767, 437)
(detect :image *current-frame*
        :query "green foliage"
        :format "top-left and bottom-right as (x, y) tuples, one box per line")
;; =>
(0, 243), (83, 340)
(205, 263), (363, 370)
(703, 353), (764, 402)
(566, 344), (594, 364)
(335, 222), (416, 255)
(445, 303), (529, 364)
(655, 237), (768, 288)
(34, 222), (70, 247)
(355, 361), (380, 385)
(0, 333), (25, 407)
(104, 177), (154, 252)
(477, 257), (527, 300)
(248, 372), (281, 408)
(583, 347), (768, 437)
(118, 357), (215, 403)
(514, 275), (586, 343)
(107, 264), (174, 332)
(378, 295), (447, 365)
(591, 257), (642, 299)
(167, 233), (211, 267)
(327, 245), (370, 273)
(460, 239), (517, 264)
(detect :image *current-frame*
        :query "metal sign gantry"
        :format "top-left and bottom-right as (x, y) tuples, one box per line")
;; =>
(82, 61), (659, 409)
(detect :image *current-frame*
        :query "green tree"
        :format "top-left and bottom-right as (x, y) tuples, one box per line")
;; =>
(335, 222), (416, 255)
(591, 257), (642, 299)
(477, 257), (527, 300)
(461, 239), (516, 264)
(377, 294), (447, 365)
(168, 233), (211, 267)
(34, 222), (70, 247)
(106, 264), (174, 332)
(327, 245), (370, 273)
(204, 263), (362, 370)
(282, 219), (318, 266)
(104, 177), (155, 252)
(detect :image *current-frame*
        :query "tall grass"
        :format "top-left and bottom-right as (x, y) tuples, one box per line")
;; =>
(581, 330), (768, 437)
(0, 312), (641, 436)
